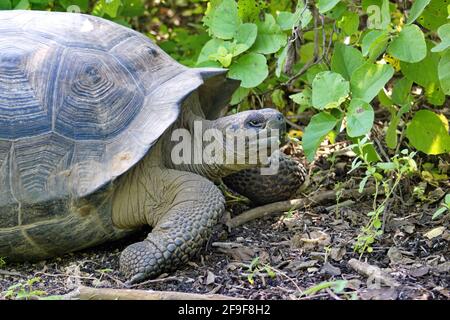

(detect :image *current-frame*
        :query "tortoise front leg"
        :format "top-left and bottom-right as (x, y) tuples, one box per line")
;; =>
(222, 153), (307, 205)
(119, 170), (225, 284)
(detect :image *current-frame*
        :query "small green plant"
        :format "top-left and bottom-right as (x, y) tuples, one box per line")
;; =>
(199, 0), (311, 105)
(349, 138), (417, 255)
(283, 207), (296, 219)
(3, 277), (47, 300)
(0, 257), (5, 268)
(333, 182), (345, 218)
(432, 194), (450, 220)
(301, 279), (348, 297)
(246, 257), (276, 285)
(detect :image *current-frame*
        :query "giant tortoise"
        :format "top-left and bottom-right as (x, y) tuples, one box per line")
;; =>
(0, 10), (305, 283)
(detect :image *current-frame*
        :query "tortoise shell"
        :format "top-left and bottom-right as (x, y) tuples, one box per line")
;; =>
(0, 10), (235, 212)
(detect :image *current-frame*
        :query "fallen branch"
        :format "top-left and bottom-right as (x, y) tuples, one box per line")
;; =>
(0, 270), (24, 277)
(348, 259), (400, 288)
(70, 286), (242, 300)
(325, 200), (355, 212)
(227, 186), (381, 228)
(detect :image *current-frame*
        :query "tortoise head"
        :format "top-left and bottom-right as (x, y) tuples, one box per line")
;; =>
(205, 108), (286, 176)
(217, 108), (286, 169)
(167, 106), (287, 179)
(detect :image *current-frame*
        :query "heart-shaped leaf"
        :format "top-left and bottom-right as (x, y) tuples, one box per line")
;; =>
(312, 71), (350, 110)
(303, 112), (338, 161)
(406, 110), (450, 155)
(387, 25), (427, 63)
(350, 63), (394, 103)
(228, 53), (268, 88)
(346, 99), (374, 137)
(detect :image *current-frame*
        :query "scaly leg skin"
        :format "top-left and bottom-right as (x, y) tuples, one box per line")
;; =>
(119, 171), (225, 284)
(222, 153), (307, 205)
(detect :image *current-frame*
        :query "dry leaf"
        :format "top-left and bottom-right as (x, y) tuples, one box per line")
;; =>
(387, 247), (404, 264)
(330, 247), (346, 261)
(205, 271), (216, 285)
(321, 262), (341, 276)
(424, 226), (446, 239)
(291, 231), (331, 250)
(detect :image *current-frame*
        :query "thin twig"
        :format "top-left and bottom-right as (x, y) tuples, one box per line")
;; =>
(284, 5), (322, 86)
(0, 270), (24, 277)
(374, 137), (390, 162)
(286, 118), (304, 130)
(227, 186), (383, 228)
(129, 276), (181, 289)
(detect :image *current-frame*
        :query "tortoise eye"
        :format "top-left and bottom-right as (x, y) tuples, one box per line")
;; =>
(248, 120), (264, 128)
(245, 113), (266, 129)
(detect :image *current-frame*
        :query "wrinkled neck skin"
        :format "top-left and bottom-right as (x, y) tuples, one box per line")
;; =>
(161, 92), (256, 181)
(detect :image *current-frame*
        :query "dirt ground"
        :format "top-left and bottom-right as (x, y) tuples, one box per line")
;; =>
(0, 147), (449, 300)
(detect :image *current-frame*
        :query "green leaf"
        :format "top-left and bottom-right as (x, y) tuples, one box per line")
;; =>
(324, 1), (347, 19)
(417, 0), (448, 31)
(391, 77), (413, 106)
(60, 0), (89, 12)
(271, 89), (286, 109)
(406, 110), (450, 155)
(210, 46), (233, 67)
(359, 176), (369, 193)
(233, 23), (257, 56)
(351, 138), (381, 163)
(431, 24), (450, 53)
(120, 0), (145, 17)
(438, 49), (450, 95)
(230, 86), (250, 105)
(312, 71), (350, 110)
(386, 114), (400, 149)
(432, 207), (448, 220)
(276, 4), (312, 30)
(350, 63), (394, 103)
(406, 0), (431, 24)
(305, 63), (328, 83)
(203, 0), (241, 40)
(338, 11), (360, 36)
(317, 0), (341, 13)
(237, 0), (261, 22)
(228, 53), (268, 88)
(29, 0), (48, 4)
(303, 112), (338, 161)
(373, 218), (382, 229)
(0, 0), (11, 9)
(387, 25), (427, 63)
(290, 89), (312, 107)
(332, 280), (348, 293)
(445, 194), (450, 205)
(197, 39), (226, 65)
(400, 42), (444, 105)
(361, 30), (389, 62)
(275, 44), (288, 78)
(376, 162), (397, 171)
(346, 99), (374, 137)
(331, 43), (365, 80)
(378, 89), (393, 107)
(276, 11), (296, 31)
(251, 14), (286, 54)
(400, 45), (440, 88)
(13, 0), (29, 9)
(101, 0), (122, 18)
(380, 0), (391, 29)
